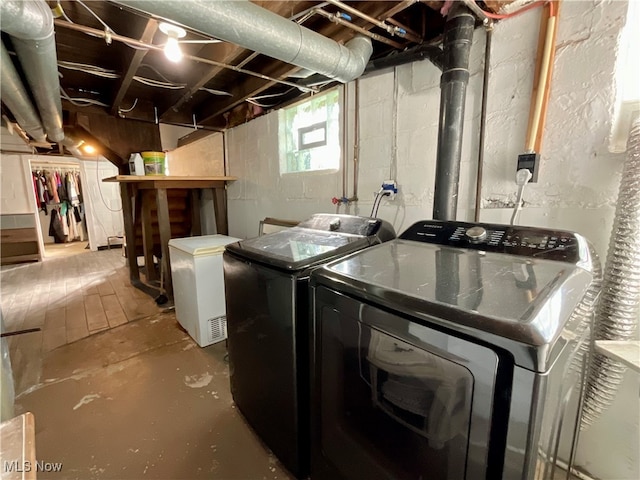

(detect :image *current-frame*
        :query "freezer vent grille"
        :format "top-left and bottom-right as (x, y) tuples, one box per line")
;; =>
(208, 315), (227, 344)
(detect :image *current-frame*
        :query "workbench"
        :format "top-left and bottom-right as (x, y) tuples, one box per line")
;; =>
(103, 175), (237, 300)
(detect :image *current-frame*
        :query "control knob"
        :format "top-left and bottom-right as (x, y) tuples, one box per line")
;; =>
(465, 226), (487, 244)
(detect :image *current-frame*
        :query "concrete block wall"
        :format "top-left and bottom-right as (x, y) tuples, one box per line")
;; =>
(224, 1), (637, 478)
(225, 1), (627, 259)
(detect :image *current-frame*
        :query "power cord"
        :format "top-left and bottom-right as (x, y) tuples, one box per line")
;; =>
(510, 168), (533, 225)
(370, 188), (391, 218)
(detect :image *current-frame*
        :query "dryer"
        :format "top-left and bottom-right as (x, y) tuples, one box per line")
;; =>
(310, 220), (599, 480)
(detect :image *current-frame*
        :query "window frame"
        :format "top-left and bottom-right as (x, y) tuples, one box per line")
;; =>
(278, 87), (342, 176)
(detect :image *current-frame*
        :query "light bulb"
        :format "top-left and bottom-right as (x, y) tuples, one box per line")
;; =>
(164, 35), (183, 63)
(82, 144), (96, 154)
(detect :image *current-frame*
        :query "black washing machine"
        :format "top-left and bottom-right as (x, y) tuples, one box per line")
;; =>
(223, 213), (395, 479)
(310, 220), (599, 480)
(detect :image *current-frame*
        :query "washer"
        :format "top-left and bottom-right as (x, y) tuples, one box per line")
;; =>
(223, 213), (395, 478)
(310, 220), (599, 480)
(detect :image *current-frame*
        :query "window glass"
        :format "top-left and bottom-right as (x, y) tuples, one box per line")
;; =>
(278, 88), (340, 174)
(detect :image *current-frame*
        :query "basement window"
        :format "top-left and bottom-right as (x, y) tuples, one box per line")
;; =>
(278, 88), (340, 174)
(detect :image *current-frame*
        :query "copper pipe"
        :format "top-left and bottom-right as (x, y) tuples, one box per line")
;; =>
(326, 0), (423, 43)
(534, 1), (559, 152)
(525, 1), (559, 152)
(386, 18), (422, 40)
(474, 26), (493, 222)
(342, 83), (348, 200)
(352, 79), (360, 202)
(313, 9), (404, 49)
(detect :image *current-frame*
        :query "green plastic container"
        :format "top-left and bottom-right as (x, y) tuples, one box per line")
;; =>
(141, 151), (165, 175)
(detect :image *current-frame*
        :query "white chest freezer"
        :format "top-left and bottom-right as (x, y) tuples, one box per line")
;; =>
(169, 234), (241, 347)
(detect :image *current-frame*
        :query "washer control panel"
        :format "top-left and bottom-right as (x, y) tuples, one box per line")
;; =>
(399, 220), (585, 263)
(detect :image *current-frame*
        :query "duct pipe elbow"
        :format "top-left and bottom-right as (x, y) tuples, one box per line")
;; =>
(331, 36), (373, 83)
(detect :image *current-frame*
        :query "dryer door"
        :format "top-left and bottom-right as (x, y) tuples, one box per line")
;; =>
(313, 286), (505, 480)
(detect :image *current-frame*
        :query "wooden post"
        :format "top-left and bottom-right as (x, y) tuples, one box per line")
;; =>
(190, 189), (202, 236)
(155, 188), (173, 298)
(119, 183), (139, 282)
(141, 190), (157, 282)
(212, 186), (228, 235)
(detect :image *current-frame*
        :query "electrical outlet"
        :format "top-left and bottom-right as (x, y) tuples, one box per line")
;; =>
(382, 180), (398, 200)
(517, 153), (540, 183)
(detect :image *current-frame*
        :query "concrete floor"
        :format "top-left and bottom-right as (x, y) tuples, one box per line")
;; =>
(2, 250), (162, 396)
(3, 251), (293, 480)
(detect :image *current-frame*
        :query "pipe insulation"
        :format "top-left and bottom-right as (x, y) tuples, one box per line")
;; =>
(0, 42), (46, 143)
(581, 117), (640, 429)
(432, 5), (475, 221)
(115, 0), (373, 83)
(0, 0), (64, 142)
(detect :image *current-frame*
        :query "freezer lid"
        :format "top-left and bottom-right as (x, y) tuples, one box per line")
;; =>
(225, 227), (374, 271)
(168, 235), (242, 257)
(312, 240), (594, 371)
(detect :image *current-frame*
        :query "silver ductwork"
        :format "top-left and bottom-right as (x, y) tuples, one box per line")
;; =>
(0, 42), (46, 143)
(581, 117), (640, 428)
(0, 0), (64, 142)
(115, 0), (373, 83)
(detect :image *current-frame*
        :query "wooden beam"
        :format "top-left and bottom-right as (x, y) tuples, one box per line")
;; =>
(68, 124), (126, 167)
(73, 112), (162, 167)
(159, 43), (250, 120)
(194, 60), (300, 127)
(110, 19), (159, 116)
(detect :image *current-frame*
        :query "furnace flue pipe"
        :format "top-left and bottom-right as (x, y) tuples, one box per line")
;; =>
(432, 5), (475, 221)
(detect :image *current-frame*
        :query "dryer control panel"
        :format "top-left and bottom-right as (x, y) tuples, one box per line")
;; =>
(399, 220), (587, 263)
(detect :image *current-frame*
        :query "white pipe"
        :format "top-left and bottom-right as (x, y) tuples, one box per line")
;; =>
(115, 0), (373, 83)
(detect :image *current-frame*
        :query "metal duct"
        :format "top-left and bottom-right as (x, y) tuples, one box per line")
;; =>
(0, 0), (64, 142)
(432, 5), (475, 221)
(0, 41), (46, 143)
(581, 117), (640, 428)
(115, 0), (373, 83)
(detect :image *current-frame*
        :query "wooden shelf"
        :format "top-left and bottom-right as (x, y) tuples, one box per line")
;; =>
(103, 175), (237, 190)
(103, 174), (236, 184)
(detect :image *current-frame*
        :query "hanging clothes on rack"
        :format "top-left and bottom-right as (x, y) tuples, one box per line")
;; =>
(67, 171), (80, 207)
(45, 170), (60, 204)
(31, 171), (50, 214)
(48, 208), (66, 244)
(32, 165), (85, 244)
(56, 170), (68, 202)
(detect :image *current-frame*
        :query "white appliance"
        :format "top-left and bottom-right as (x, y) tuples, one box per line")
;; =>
(169, 234), (240, 347)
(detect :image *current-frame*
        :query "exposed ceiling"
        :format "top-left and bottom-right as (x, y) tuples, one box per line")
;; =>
(0, 1), (510, 159)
